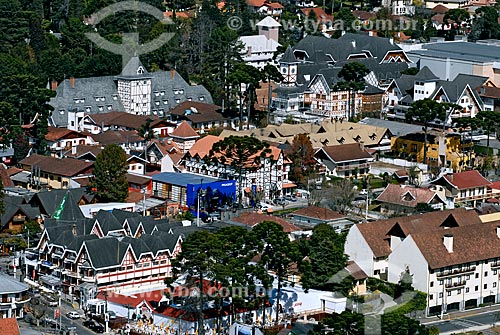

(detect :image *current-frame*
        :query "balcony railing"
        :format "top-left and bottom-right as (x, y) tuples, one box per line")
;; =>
(436, 266), (476, 278)
(445, 280), (466, 289)
(336, 162), (370, 172)
(491, 262), (500, 269)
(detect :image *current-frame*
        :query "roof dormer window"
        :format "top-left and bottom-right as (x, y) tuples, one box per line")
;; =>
(199, 96), (205, 101)
(112, 94), (118, 100)
(137, 66), (145, 74)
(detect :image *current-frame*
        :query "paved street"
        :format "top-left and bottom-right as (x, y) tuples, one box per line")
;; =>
(422, 306), (500, 334)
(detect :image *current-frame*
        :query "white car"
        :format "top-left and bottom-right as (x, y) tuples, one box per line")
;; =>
(359, 189), (368, 196)
(66, 311), (81, 319)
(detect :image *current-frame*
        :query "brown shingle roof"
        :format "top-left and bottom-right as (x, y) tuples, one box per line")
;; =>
(292, 206), (346, 221)
(170, 121), (199, 139)
(346, 261), (368, 280)
(356, 208), (481, 258)
(319, 143), (372, 162)
(0, 318), (20, 335)
(126, 173), (151, 186)
(169, 101), (226, 125)
(411, 221), (500, 269)
(376, 184), (443, 208)
(443, 170), (491, 190)
(65, 144), (103, 159)
(20, 154), (94, 177)
(0, 164), (14, 188)
(232, 212), (301, 233)
(45, 126), (86, 141)
(431, 4), (449, 13)
(149, 139), (180, 156)
(88, 111), (161, 130)
(91, 130), (144, 145)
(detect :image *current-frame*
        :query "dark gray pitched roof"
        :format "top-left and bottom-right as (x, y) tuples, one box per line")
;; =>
(117, 57), (151, 78)
(293, 33), (402, 63)
(119, 236), (152, 258)
(414, 66), (438, 81)
(49, 67), (213, 126)
(94, 210), (124, 234)
(364, 84), (384, 94)
(56, 191), (85, 221)
(1, 195), (40, 227)
(280, 46), (298, 64)
(84, 238), (129, 269)
(31, 188), (94, 216)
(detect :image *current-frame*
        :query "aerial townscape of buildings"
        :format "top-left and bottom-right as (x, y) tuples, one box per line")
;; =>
(1, 0), (500, 334)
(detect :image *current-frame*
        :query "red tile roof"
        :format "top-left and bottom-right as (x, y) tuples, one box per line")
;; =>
(6, 167), (23, 177)
(292, 206), (346, 221)
(0, 318), (20, 335)
(443, 170), (491, 190)
(300, 7), (333, 21)
(232, 212), (301, 233)
(188, 135), (222, 158)
(356, 208), (481, 258)
(247, 0), (266, 7)
(170, 121), (199, 139)
(149, 139), (180, 156)
(376, 184), (443, 208)
(431, 4), (450, 13)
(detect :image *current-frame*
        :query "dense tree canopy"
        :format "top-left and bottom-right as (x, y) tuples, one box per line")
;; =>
(90, 144), (129, 202)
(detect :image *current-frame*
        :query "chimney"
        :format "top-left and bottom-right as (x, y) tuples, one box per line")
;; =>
(351, 40), (356, 48)
(170, 69), (175, 79)
(70, 77), (75, 88)
(497, 226), (500, 239)
(443, 234), (453, 253)
(247, 46), (252, 57)
(389, 37), (394, 45)
(341, 30), (346, 36)
(51, 80), (58, 91)
(71, 144), (77, 155)
(72, 224), (77, 236)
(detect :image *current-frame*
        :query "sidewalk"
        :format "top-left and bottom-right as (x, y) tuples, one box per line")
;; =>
(421, 303), (500, 325)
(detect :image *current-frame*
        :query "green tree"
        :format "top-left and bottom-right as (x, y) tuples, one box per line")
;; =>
(208, 136), (271, 206)
(335, 62), (369, 120)
(470, 6), (500, 40)
(228, 62), (263, 126)
(401, 67), (419, 75)
(252, 221), (300, 325)
(171, 230), (223, 335)
(286, 134), (317, 186)
(12, 132), (29, 164)
(405, 99), (448, 165)
(325, 178), (357, 214)
(476, 110), (500, 151)
(299, 224), (351, 295)
(90, 144), (129, 202)
(333, 8), (356, 37)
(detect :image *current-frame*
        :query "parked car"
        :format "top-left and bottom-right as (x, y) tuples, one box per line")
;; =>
(273, 197), (287, 206)
(258, 202), (273, 210)
(66, 311), (81, 319)
(284, 195), (297, 202)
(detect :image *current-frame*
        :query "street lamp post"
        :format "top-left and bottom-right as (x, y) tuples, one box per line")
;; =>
(196, 179), (204, 227)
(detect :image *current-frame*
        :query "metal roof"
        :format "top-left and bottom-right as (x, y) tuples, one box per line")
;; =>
(152, 172), (220, 187)
(409, 42), (500, 63)
(0, 274), (29, 294)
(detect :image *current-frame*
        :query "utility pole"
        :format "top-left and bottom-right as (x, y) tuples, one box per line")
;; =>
(365, 176), (370, 221)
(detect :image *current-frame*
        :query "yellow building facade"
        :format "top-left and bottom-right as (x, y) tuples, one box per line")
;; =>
(391, 130), (474, 171)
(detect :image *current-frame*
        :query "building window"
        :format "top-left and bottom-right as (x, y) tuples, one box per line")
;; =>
(466, 288), (469, 293)
(476, 273), (479, 279)
(494, 282), (497, 288)
(439, 292), (443, 298)
(466, 275), (470, 280)
(429, 294), (433, 300)
(494, 270), (498, 275)
(439, 280), (443, 285)
(485, 271), (488, 277)
(475, 286), (479, 291)
(484, 284), (488, 289)
(457, 289), (461, 294)
(430, 281), (434, 287)
(447, 291), (451, 296)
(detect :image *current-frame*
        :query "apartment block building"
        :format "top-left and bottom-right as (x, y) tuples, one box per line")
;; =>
(345, 208), (500, 315)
